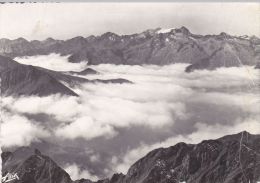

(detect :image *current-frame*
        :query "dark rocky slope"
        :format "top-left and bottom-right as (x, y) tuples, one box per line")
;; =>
(117, 131), (260, 183)
(2, 149), (72, 183)
(2, 132), (260, 183)
(0, 55), (79, 96)
(0, 56), (131, 96)
(0, 27), (259, 71)
(69, 68), (99, 75)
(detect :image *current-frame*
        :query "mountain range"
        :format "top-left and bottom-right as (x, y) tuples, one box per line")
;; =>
(0, 27), (259, 71)
(2, 131), (260, 183)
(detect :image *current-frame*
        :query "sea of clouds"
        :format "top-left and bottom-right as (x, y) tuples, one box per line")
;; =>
(1, 54), (259, 180)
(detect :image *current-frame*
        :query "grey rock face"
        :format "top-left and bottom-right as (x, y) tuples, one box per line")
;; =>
(117, 131), (260, 183)
(2, 148), (72, 183)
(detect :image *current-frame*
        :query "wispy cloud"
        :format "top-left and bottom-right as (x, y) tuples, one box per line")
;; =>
(1, 111), (50, 148)
(55, 116), (116, 140)
(64, 163), (98, 181)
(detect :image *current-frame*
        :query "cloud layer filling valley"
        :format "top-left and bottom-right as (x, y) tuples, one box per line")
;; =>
(1, 54), (259, 179)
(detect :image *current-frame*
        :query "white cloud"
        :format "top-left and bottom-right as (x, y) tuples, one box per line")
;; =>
(79, 95), (186, 128)
(55, 116), (116, 140)
(2, 91), (187, 141)
(64, 163), (98, 181)
(2, 63), (259, 145)
(0, 112), (50, 148)
(2, 95), (80, 122)
(190, 92), (259, 114)
(14, 53), (87, 71)
(90, 154), (101, 163)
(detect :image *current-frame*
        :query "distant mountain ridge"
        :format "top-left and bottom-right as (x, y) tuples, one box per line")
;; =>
(2, 131), (260, 183)
(0, 27), (259, 71)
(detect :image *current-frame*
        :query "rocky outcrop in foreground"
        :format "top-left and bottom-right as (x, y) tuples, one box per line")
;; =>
(2, 131), (260, 183)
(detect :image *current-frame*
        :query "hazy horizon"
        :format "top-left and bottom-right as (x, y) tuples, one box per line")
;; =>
(0, 3), (259, 40)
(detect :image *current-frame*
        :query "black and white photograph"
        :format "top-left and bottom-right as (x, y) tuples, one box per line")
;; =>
(0, 2), (260, 183)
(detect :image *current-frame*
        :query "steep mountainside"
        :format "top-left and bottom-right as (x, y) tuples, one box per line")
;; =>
(117, 131), (260, 183)
(0, 55), (79, 96)
(2, 132), (260, 183)
(2, 149), (72, 183)
(0, 55), (131, 96)
(0, 27), (259, 71)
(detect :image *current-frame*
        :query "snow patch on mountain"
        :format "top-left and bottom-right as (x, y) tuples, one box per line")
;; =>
(157, 28), (174, 34)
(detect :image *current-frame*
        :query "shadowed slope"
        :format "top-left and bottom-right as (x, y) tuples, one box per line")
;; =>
(2, 132), (259, 183)
(0, 56), (132, 96)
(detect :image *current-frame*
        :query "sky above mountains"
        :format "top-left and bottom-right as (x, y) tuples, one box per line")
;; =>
(0, 3), (259, 40)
